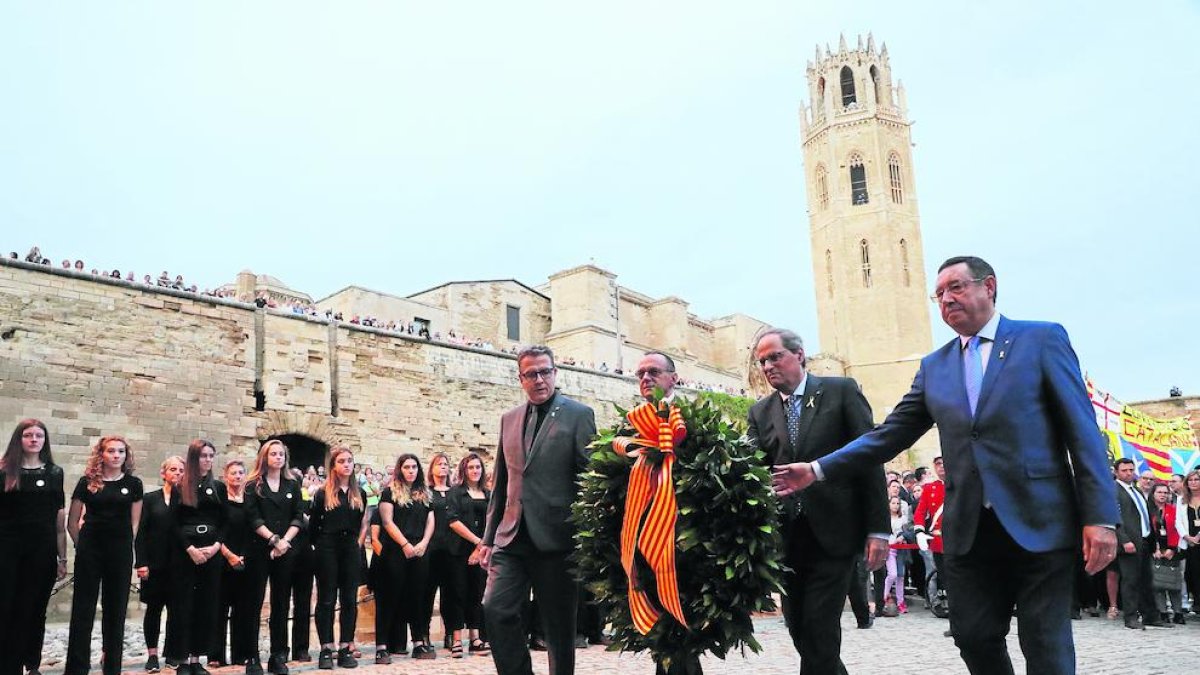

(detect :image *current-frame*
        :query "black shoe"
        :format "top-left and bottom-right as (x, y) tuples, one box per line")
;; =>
(176, 665), (192, 675)
(245, 657), (263, 675)
(1070, 608), (1081, 620)
(267, 654), (288, 675)
(575, 634), (589, 649)
(411, 645), (436, 660)
(192, 664), (210, 675)
(1143, 619), (1173, 628)
(1173, 613), (1187, 625)
(588, 634), (613, 647)
(291, 651), (311, 663)
(1088, 607), (1101, 618)
(529, 637), (548, 652)
(336, 647), (358, 669)
(146, 656), (161, 673)
(165, 659), (182, 670)
(857, 615), (874, 629)
(317, 649), (333, 670)
(374, 651), (390, 666)
(943, 630), (954, 638)
(1125, 618), (1145, 630)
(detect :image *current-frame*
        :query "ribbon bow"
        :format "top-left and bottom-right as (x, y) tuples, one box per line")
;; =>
(611, 401), (688, 634)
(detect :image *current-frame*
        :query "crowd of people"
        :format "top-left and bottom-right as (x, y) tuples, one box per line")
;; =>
(0, 421), (507, 675)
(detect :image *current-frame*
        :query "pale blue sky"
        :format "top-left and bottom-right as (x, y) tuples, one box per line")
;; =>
(2, 1), (1197, 401)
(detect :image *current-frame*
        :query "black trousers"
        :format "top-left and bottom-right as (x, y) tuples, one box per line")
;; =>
(376, 548), (430, 649)
(482, 534), (578, 675)
(846, 554), (870, 625)
(447, 554), (486, 631)
(423, 548), (456, 637)
(290, 540), (315, 655)
(168, 546), (223, 659)
(213, 562), (255, 664)
(140, 566), (180, 658)
(314, 532), (359, 646)
(1184, 544), (1200, 608)
(247, 547), (297, 656)
(1117, 537), (1160, 623)
(944, 508), (1075, 675)
(0, 532), (57, 675)
(65, 531), (133, 675)
(779, 517), (854, 675)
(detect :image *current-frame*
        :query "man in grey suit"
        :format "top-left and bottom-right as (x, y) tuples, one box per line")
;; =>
(481, 345), (597, 675)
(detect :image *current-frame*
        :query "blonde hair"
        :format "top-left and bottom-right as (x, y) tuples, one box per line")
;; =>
(323, 445), (364, 511)
(84, 435), (134, 493)
(247, 439), (292, 495)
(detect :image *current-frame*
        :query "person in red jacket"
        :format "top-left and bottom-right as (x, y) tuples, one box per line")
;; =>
(1149, 482), (1185, 623)
(914, 457), (946, 609)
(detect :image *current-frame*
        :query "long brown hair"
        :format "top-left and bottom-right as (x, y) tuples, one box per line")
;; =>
(246, 439), (292, 496)
(84, 435), (135, 493)
(323, 445), (364, 511)
(454, 452), (488, 491)
(428, 452), (451, 489)
(179, 439), (215, 507)
(1183, 469), (1200, 504)
(389, 453), (429, 506)
(3, 419), (54, 492)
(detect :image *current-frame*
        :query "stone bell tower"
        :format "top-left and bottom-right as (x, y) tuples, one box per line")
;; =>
(800, 34), (933, 427)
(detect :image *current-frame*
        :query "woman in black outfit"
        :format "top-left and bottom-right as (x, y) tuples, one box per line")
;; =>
(169, 439), (226, 675)
(65, 435), (143, 675)
(135, 456), (186, 673)
(447, 452), (491, 656)
(245, 440), (304, 675)
(289, 467), (316, 663)
(213, 460), (252, 667)
(309, 445), (365, 669)
(0, 419), (68, 675)
(423, 452), (455, 653)
(375, 453), (435, 663)
(1182, 470), (1200, 612)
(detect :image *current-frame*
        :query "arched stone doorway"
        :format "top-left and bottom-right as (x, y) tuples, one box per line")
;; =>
(269, 433), (329, 475)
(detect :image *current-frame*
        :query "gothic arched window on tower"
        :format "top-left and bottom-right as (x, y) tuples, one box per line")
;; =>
(840, 66), (857, 107)
(825, 249), (834, 298)
(849, 153), (868, 205)
(870, 65), (884, 106)
(815, 165), (829, 211)
(899, 238), (911, 287)
(860, 239), (872, 288)
(816, 77), (826, 115)
(888, 153), (904, 204)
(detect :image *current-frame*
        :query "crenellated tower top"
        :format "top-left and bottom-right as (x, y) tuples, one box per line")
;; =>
(801, 32), (907, 137)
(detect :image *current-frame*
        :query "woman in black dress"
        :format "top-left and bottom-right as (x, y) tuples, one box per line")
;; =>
(169, 439), (226, 675)
(244, 440), (304, 675)
(0, 419), (68, 675)
(422, 452), (456, 653)
(135, 456), (185, 673)
(447, 452), (491, 656)
(213, 460), (252, 668)
(375, 453), (435, 663)
(65, 435), (143, 675)
(309, 445), (365, 669)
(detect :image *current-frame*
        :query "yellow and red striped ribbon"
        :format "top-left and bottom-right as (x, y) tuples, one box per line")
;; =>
(611, 401), (688, 634)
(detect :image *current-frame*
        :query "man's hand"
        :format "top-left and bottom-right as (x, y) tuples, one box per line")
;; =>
(1082, 525), (1118, 575)
(1122, 541), (1135, 555)
(771, 462), (816, 497)
(478, 544), (493, 569)
(864, 538), (888, 572)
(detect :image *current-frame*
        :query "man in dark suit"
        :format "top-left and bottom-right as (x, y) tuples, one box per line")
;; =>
(747, 328), (888, 675)
(480, 345), (597, 675)
(772, 256), (1119, 675)
(1113, 457), (1167, 629)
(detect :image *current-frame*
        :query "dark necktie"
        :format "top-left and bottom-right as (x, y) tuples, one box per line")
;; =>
(523, 404), (545, 457)
(786, 394), (802, 450)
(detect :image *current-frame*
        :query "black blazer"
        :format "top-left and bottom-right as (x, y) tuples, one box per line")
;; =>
(246, 477), (304, 551)
(135, 489), (173, 570)
(747, 374), (887, 557)
(1115, 481), (1149, 554)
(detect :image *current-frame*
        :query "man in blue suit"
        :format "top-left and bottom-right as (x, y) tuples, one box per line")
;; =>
(772, 256), (1119, 675)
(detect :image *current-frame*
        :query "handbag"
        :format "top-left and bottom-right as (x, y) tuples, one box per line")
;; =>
(1152, 561), (1182, 590)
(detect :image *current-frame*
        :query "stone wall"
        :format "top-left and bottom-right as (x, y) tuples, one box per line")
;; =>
(0, 259), (645, 485)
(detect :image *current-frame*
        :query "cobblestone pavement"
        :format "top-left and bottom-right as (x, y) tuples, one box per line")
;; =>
(39, 605), (1196, 675)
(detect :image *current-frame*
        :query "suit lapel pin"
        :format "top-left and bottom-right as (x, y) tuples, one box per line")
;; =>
(998, 350), (1005, 359)
(806, 396), (816, 409)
